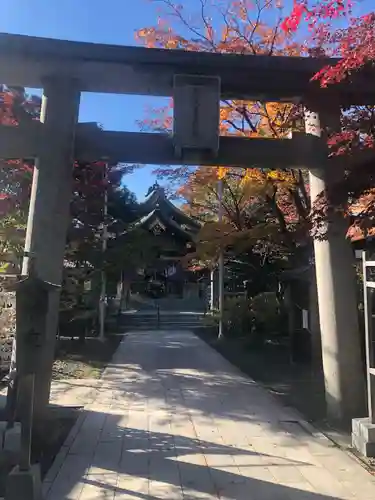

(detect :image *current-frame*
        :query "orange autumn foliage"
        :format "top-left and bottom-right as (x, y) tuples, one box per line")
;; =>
(136, 0), (310, 259)
(137, 0), (304, 167)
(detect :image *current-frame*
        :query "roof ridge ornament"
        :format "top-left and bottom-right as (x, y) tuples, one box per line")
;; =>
(145, 181), (165, 198)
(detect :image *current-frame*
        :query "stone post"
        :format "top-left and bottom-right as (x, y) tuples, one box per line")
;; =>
(6, 266), (59, 500)
(305, 107), (366, 423)
(210, 268), (218, 310)
(21, 78), (80, 418)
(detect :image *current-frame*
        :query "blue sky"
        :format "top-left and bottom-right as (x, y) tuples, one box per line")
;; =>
(1, 0), (373, 200)
(1, 0), (169, 200)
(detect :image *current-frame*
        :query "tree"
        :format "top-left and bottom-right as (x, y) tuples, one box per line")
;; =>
(66, 161), (135, 267)
(282, 0), (374, 86)
(136, 0), (304, 182)
(137, 0), (312, 270)
(0, 85), (148, 327)
(61, 159), (138, 314)
(0, 86), (39, 220)
(282, 0), (375, 239)
(0, 85), (142, 280)
(0, 86), (39, 272)
(180, 166), (309, 293)
(138, 1), (375, 243)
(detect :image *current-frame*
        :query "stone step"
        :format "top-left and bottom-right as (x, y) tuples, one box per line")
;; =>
(123, 318), (204, 324)
(120, 313), (205, 331)
(124, 319), (203, 323)
(121, 310), (204, 331)
(122, 321), (203, 327)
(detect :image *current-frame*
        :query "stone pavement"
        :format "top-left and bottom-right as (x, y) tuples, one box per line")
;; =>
(43, 330), (375, 500)
(0, 378), (103, 409)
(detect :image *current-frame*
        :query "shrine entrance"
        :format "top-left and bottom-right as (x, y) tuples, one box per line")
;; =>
(0, 32), (374, 430)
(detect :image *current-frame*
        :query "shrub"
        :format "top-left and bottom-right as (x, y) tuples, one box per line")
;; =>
(206, 291), (287, 345)
(251, 291), (286, 337)
(222, 296), (253, 338)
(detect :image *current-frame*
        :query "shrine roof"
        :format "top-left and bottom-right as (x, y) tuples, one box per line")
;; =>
(0, 33), (374, 104)
(139, 185), (200, 231)
(133, 207), (195, 242)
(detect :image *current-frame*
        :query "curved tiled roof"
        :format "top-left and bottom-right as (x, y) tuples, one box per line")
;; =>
(137, 185), (201, 234)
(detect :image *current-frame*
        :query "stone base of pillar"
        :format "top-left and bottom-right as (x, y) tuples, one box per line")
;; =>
(3, 423), (21, 455)
(5, 464), (42, 500)
(352, 417), (375, 458)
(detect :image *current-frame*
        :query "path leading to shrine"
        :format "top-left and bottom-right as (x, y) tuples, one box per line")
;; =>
(43, 330), (375, 500)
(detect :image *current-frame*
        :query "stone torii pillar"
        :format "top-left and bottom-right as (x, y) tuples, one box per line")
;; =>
(21, 78), (80, 418)
(305, 104), (366, 424)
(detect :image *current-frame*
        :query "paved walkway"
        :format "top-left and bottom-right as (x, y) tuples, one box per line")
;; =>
(44, 330), (375, 500)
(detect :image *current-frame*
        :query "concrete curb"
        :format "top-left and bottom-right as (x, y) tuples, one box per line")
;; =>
(42, 410), (86, 496)
(41, 332), (128, 496)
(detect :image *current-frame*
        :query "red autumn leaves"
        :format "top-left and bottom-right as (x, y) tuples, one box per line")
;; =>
(281, 0), (349, 33)
(282, 1), (374, 86)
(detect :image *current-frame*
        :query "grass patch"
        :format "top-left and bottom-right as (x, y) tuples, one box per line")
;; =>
(53, 334), (123, 380)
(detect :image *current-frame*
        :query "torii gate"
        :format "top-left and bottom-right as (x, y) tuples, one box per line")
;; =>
(0, 33), (373, 428)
